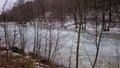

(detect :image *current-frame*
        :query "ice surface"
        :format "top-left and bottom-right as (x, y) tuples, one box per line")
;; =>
(0, 23), (120, 68)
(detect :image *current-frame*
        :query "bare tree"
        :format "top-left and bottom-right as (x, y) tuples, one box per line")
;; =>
(92, 0), (103, 67)
(76, 0), (83, 68)
(2, 0), (9, 55)
(107, 0), (112, 31)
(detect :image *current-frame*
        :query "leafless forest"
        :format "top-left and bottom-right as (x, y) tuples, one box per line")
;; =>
(0, 0), (120, 68)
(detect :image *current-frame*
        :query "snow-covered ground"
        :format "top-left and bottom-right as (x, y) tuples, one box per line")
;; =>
(0, 23), (120, 68)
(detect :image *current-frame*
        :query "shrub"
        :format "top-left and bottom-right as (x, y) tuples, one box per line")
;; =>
(11, 46), (25, 54)
(11, 47), (19, 53)
(25, 60), (34, 68)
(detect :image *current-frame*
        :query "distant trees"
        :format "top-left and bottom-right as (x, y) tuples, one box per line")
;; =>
(0, 1), (34, 23)
(0, 0), (119, 30)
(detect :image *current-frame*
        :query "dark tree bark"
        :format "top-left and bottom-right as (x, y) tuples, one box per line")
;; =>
(107, 0), (112, 31)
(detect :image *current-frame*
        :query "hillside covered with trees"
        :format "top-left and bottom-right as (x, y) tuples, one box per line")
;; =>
(0, 0), (120, 30)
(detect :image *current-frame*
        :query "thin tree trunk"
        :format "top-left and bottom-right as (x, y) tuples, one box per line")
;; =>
(92, 0), (102, 68)
(107, 0), (112, 31)
(76, 0), (82, 68)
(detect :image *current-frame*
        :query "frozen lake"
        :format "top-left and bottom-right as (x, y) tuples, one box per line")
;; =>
(0, 24), (120, 68)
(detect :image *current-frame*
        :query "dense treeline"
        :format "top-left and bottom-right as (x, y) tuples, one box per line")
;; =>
(0, 0), (120, 28)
